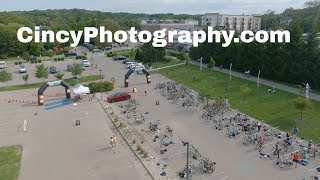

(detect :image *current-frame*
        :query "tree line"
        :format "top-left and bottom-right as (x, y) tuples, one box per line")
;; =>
(189, 17), (320, 89)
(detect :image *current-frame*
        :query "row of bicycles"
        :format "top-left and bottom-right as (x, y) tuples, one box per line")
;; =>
(155, 81), (199, 108)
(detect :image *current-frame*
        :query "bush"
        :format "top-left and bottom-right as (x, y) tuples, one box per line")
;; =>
(88, 81), (114, 93)
(37, 60), (41, 63)
(61, 57), (64, 61)
(14, 62), (19, 65)
(107, 52), (117, 57)
(54, 58), (58, 61)
(81, 56), (87, 60)
(0, 54), (8, 59)
(19, 61), (22, 65)
(31, 61), (35, 64)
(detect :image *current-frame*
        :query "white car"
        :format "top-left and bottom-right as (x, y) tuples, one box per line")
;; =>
(128, 63), (143, 69)
(19, 65), (27, 73)
(0, 61), (7, 69)
(82, 60), (91, 67)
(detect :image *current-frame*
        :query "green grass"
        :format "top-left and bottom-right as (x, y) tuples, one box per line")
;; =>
(158, 65), (320, 142)
(151, 59), (182, 69)
(0, 75), (100, 92)
(0, 145), (22, 180)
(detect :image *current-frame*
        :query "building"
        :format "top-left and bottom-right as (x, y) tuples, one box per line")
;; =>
(140, 19), (199, 33)
(201, 13), (262, 31)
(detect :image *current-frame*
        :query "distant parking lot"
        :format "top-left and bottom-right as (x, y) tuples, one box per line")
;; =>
(0, 58), (99, 87)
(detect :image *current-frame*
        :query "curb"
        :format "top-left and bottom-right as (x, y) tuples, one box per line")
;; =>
(96, 97), (156, 180)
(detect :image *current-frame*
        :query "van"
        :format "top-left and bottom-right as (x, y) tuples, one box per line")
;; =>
(0, 61), (7, 69)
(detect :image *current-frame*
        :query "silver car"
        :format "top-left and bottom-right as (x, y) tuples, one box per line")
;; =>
(19, 65), (27, 73)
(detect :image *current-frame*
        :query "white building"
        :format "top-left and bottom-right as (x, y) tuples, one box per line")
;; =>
(201, 13), (262, 31)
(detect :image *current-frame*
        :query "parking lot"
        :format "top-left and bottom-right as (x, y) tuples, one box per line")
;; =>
(92, 52), (320, 180)
(0, 87), (151, 180)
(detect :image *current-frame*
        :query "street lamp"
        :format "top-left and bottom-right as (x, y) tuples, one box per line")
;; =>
(154, 49), (158, 71)
(182, 141), (189, 180)
(99, 69), (102, 82)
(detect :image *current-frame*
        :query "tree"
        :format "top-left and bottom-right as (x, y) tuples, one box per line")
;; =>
(22, 52), (30, 60)
(293, 97), (312, 120)
(70, 63), (83, 78)
(0, 70), (12, 86)
(198, 84), (214, 107)
(35, 64), (48, 82)
(54, 71), (64, 80)
(207, 56), (215, 69)
(239, 84), (251, 102)
(22, 74), (29, 84)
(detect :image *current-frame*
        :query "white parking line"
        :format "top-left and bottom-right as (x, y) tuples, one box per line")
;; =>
(199, 171), (225, 180)
(217, 176), (229, 180)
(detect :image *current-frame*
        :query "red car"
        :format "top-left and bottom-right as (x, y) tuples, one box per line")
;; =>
(107, 92), (131, 103)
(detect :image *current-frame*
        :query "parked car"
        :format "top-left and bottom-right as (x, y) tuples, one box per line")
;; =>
(93, 49), (103, 53)
(104, 47), (112, 51)
(123, 59), (134, 64)
(29, 56), (37, 61)
(107, 92), (131, 103)
(113, 55), (127, 61)
(65, 52), (78, 57)
(0, 61), (7, 69)
(49, 66), (57, 74)
(82, 60), (91, 67)
(19, 65), (27, 73)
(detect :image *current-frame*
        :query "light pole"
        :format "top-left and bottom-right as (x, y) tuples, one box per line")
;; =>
(182, 141), (189, 180)
(229, 63), (232, 81)
(99, 69), (102, 82)
(257, 70), (260, 93)
(154, 49), (158, 71)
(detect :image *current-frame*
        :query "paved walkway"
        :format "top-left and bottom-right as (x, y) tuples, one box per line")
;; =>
(191, 61), (320, 101)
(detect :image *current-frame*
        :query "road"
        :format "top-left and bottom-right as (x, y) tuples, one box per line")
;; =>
(191, 61), (320, 101)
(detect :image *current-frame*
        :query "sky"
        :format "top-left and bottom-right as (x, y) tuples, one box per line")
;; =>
(0, 0), (309, 14)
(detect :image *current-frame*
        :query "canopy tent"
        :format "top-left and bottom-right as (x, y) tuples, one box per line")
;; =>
(73, 85), (90, 95)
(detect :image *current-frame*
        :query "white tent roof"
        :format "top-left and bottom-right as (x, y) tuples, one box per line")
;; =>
(73, 85), (90, 95)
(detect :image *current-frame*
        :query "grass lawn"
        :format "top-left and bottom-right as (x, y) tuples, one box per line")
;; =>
(158, 65), (320, 142)
(150, 59), (182, 69)
(0, 75), (100, 92)
(0, 145), (22, 180)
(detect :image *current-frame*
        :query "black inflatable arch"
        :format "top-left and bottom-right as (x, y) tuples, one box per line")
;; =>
(38, 80), (71, 105)
(125, 69), (151, 87)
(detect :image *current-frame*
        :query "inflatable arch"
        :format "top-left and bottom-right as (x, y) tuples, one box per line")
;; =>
(124, 69), (151, 87)
(38, 80), (71, 106)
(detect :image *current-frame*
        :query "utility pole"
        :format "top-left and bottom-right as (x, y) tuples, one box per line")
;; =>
(182, 141), (189, 180)
(229, 63), (232, 81)
(257, 70), (260, 93)
(200, 57), (203, 71)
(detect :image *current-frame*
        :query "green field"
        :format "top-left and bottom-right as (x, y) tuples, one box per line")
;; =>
(0, 75), (100, 92)
(0, 145), (22, 180)
(158, 65), (320, 142)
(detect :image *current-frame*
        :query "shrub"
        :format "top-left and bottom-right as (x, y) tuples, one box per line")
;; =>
(61, 57), (64, 61)
(143, 149), (149, 158)
(76, 56), (80, 59)
(137, 144), (142, 151)
(0, 54), (8, 59)
(37, 60), (41, 63)
(54, 58), (58, 61)
(132, 139), (136, 144)
(31, 61), (35, 64)
(14, 62), (19, 65)
(87, 81), (114, 93)
(81, 56), (87, 60)
(107, 52), (117, 57)
(19, 61), (22, 64)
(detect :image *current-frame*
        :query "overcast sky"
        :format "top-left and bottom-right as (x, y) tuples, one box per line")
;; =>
(0, 0), (309, 14)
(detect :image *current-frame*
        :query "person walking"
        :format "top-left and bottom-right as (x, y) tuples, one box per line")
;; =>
(112, 135), (117, 147)
(144, 89), (147, 96)
(110, 137), (114, 148)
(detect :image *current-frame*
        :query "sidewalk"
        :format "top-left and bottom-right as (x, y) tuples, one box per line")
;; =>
(191, 61), (320, 101)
